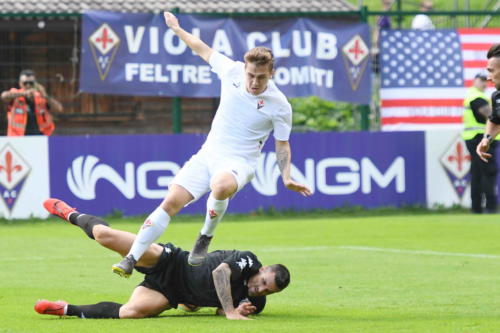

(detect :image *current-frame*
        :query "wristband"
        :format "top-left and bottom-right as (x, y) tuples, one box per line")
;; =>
(484, 134), (494, 143)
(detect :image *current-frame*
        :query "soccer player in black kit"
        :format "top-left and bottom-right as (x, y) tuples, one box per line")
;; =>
(35, 199), (290, 320)
(477, 44), (500, 165)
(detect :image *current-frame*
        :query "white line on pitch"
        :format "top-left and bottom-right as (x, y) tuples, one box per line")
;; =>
(0, 246), (334, 262)
(260, 246), (333, 252)
(4, 245), (498, 262)
(339, 245), (500, 259)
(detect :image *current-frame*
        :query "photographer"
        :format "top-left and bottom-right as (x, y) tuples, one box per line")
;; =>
(1, 69), (62, 136)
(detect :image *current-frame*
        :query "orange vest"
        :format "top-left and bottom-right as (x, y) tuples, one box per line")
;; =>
(6, 88), (55, 136)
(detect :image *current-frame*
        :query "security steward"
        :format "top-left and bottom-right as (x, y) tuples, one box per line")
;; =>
(1, 69), (62, 136)
(463, 73), (497, 213)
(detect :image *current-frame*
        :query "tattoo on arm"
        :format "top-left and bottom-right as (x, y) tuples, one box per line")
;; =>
(276, 143), (291, 179)
(212, 264), (235, 314)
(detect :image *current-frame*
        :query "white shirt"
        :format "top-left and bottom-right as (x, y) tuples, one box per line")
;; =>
(200, 51), (292, 167)
(411, 14), (435, 30)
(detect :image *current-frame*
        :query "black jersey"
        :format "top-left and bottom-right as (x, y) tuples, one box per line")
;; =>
(137, 243), (264, 311)
(489, 90), (500, 124)
(177, 249), (262, 308)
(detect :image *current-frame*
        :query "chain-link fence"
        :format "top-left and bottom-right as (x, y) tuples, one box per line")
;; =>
(0, 15), (216, 136)
(0, 7), (498, 134)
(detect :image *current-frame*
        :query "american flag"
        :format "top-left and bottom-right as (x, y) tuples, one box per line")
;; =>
(380, 28), (500, 131)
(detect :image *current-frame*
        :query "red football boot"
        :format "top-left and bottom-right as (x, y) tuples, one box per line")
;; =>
(43, 198), (77, 221)
(34, 300), (68, 316)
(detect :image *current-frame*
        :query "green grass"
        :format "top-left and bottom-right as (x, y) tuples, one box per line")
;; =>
(2, 213), (500, 332)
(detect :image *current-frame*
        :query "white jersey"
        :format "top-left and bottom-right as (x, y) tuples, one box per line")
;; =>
(199, 51), (292, 168)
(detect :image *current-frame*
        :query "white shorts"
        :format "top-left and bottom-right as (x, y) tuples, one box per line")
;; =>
(170, 150), (255, 203)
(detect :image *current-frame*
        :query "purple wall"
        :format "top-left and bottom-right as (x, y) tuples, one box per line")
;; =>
(49, 132), (426, 216)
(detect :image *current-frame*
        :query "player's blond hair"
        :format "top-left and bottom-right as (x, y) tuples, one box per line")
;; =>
(244, 47), (274, 72)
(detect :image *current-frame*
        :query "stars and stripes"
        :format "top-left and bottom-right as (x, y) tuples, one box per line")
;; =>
(380, 28), (500, 131)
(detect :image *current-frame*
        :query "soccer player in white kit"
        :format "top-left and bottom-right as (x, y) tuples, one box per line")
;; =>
(112, 12), (312, 277)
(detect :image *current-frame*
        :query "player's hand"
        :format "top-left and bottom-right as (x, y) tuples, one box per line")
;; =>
(225, 310), (251, 320)
(236, 302), (257, 316)
(476, 138), (492, 162)
(284, 179), (312, 197)
(164, 12), (180, 31)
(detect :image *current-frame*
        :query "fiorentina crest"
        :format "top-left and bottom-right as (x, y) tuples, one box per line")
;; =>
(440, 136), (471, 199)
(88, 23), (120, 80)
(341, 34), (369, 91)
(0, 144), (31, 213)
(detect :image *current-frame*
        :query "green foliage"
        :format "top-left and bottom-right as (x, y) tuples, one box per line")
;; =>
(290, 96), (358, 131)
(249, 203), (467, 219)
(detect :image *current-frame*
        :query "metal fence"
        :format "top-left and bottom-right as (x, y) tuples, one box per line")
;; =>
(0, 15), (214, 136)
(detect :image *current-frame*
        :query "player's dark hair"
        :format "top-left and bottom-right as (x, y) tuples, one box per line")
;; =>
(269, 264), (290, 290)
(487, 44), (500, 59)
(19, 69), (35, 78)
(244, 47), (274, 72)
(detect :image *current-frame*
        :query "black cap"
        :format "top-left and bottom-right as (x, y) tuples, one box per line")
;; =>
(475, 73), (487, 81)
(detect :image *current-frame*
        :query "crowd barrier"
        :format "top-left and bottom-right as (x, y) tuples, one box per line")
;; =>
(0, 131), (476, 219)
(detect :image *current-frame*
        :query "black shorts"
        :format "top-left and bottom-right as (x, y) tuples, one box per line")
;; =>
(135, 243), (186, 308)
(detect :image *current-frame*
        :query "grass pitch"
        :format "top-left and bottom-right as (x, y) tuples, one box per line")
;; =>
(2, 212), (500, 332)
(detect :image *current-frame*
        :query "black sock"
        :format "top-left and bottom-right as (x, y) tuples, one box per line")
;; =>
(66, 302), (121, 319)
(68, 213), (80, 225)
(71, 214), (109, 239)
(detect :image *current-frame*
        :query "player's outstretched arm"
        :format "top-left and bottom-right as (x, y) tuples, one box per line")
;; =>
(163, 12), (213, 63)
(477, 119), (500, 162)
(212, 263), (250, 320)
(275, 140), (312, 197)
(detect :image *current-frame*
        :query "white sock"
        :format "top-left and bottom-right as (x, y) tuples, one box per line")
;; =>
(200, 193), (228, 237)
(128, 206), (170, 261)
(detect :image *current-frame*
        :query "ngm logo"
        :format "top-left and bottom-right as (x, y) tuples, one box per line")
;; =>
(67, 155), (179, 200)
(66, 153), (405, 200)
(253, 153), (405, 196)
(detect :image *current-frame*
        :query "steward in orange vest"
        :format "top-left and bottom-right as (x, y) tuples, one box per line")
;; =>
(1, 70), (62, 136)
(6, 88), (55, 136)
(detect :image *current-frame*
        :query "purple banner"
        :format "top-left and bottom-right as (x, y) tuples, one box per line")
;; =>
(80, 11), (371, 104)
(48, 132), (426, 216)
